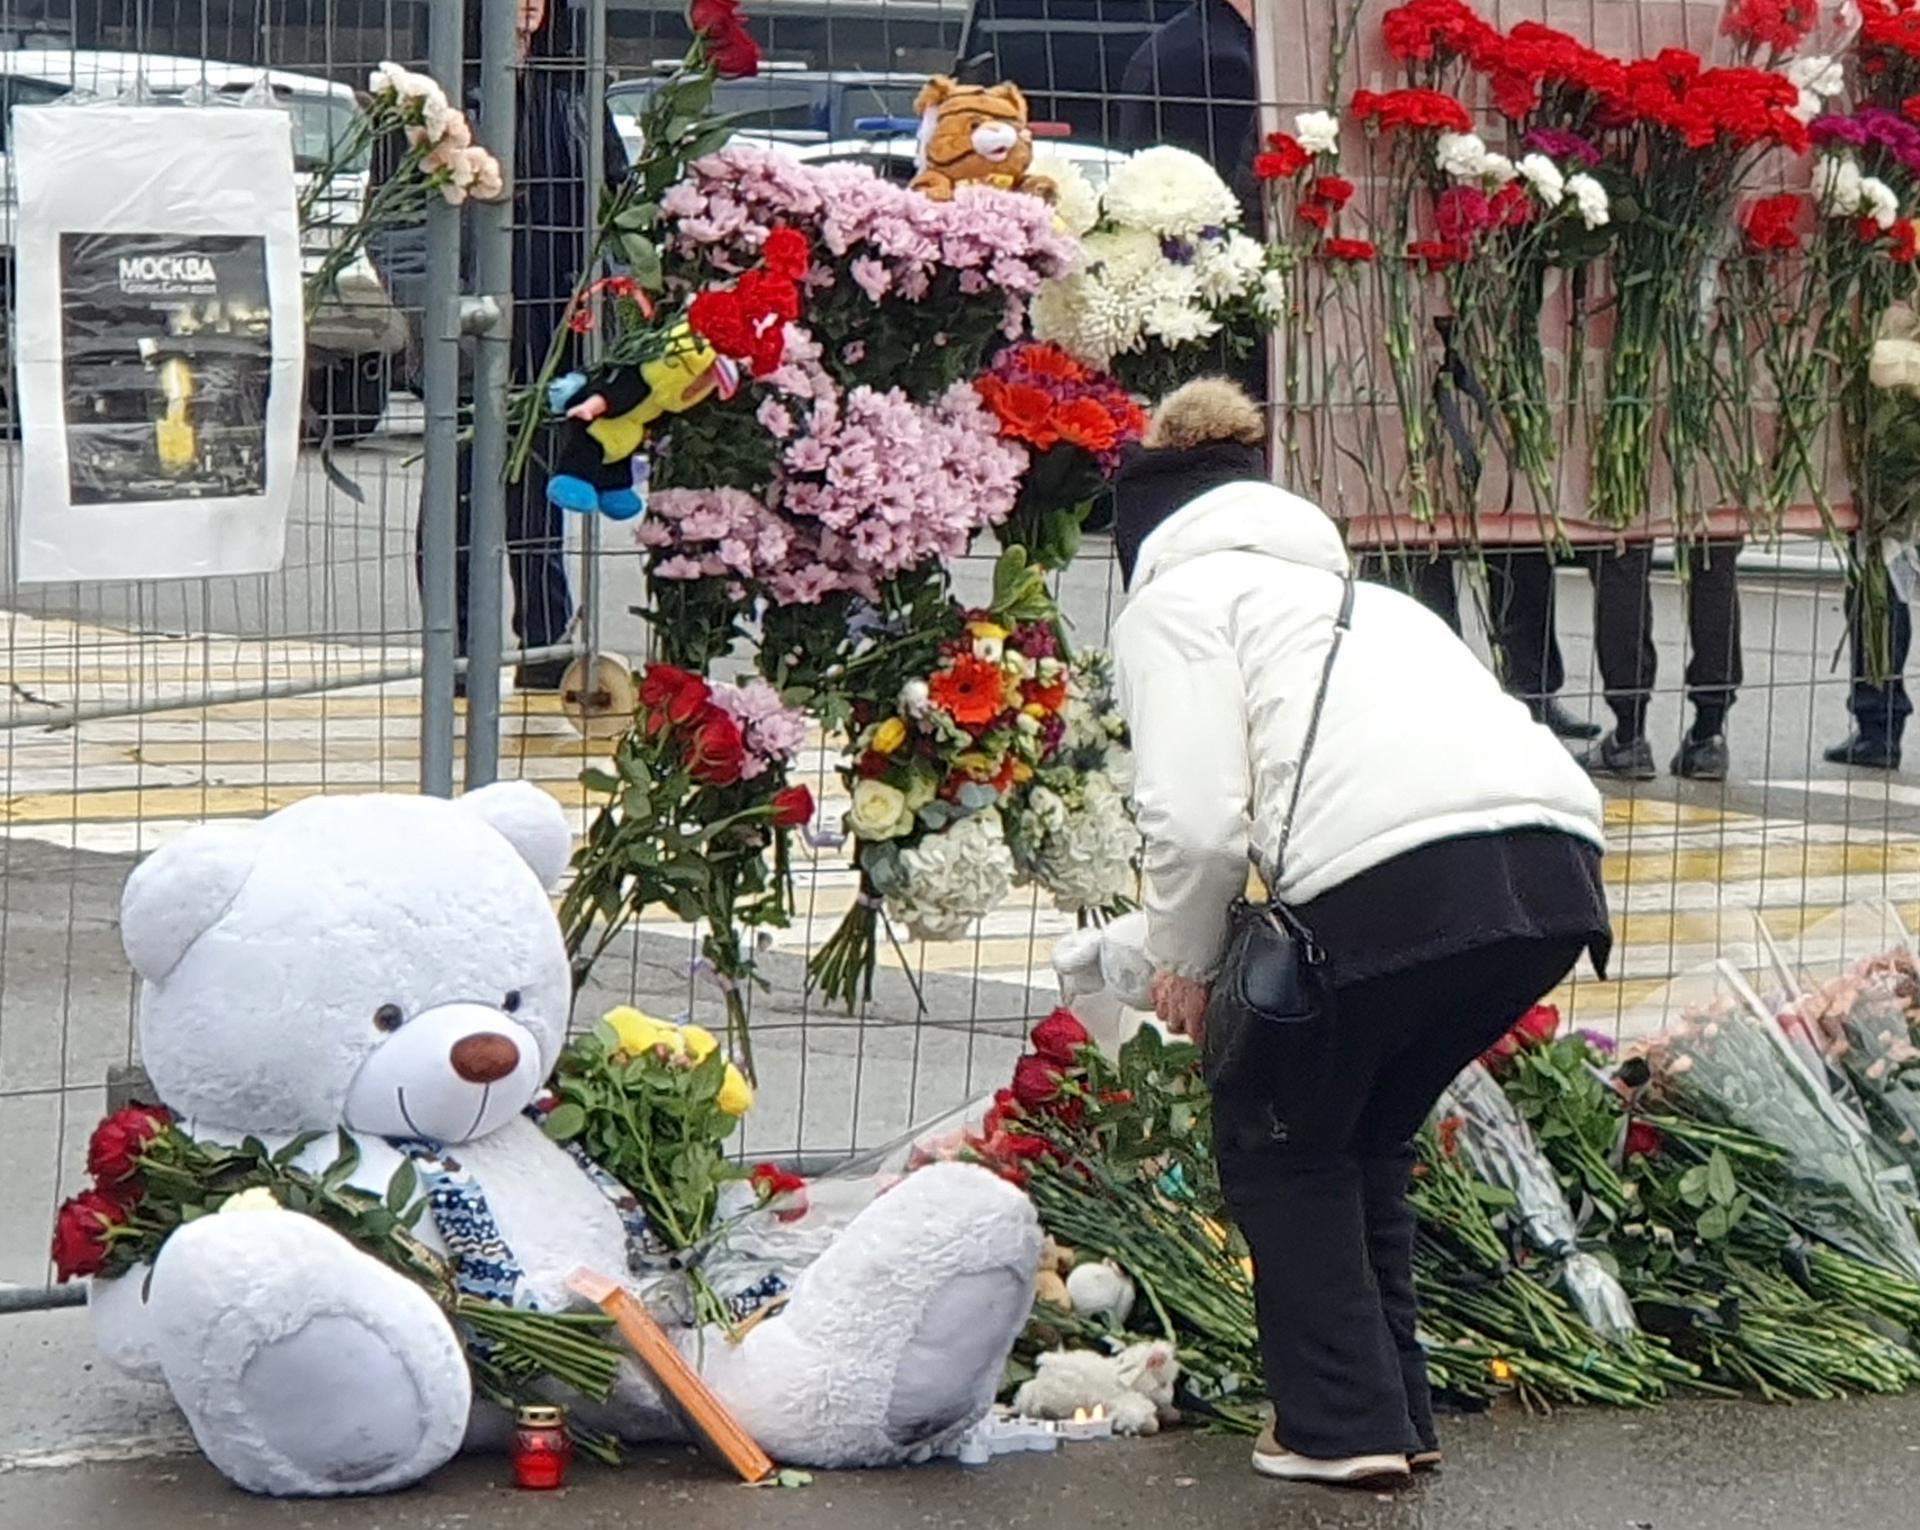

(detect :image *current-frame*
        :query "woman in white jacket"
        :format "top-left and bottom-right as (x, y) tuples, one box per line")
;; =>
(1111, 380), (1610, 1488)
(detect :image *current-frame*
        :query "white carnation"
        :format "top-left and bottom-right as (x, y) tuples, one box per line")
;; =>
(1517, 153), (1565, 208)
(886, 813), (1017, 942)
(1294, 109), (1341, 154)
(1031, 152), (1100, 238)
(1861, 174), (1901, 231)
(1102, 145), (1243, 237)
(1435, 131), (1490, 180)
(1565, 172), (1610, 230)
(1481, 152), (1517, 184)
(1787, 53), (1844, 98)
(1816, 155), (1864, 217)
(1256, 266), (1289, 321)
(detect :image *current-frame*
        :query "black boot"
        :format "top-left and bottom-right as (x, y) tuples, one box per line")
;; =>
(1528, 697), (1602, 741)
(1672, 734), (1730, 782)
(1577, 731), (1657, 782)
(1825, 732), (1903, 771)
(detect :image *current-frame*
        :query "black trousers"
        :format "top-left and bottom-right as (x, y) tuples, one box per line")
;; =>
(1848, 557), (1914, 743)
(413, 442), (574, 657)
(1586, 540), (1743, 741)
(1211, 934), (1587, 1459)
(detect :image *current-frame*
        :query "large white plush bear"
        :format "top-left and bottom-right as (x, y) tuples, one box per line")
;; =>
(93, 784), (1040, 1496)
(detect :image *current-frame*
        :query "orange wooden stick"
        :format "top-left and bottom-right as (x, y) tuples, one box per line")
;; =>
(566, 1267), (775, 1484)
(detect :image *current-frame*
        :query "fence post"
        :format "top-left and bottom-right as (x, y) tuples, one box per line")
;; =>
(579, 0), (609, 696)
(419, 0), (466, 797)
(463, 0), (520, 789)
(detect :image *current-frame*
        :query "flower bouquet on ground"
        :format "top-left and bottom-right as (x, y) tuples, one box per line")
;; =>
(56, 1106), (625, 1455)
(807, 551), (1068, 1008)
(559, 664), (813, 1072)
(1031, 145), (1276, 397)
(975, 342), (1146, 569)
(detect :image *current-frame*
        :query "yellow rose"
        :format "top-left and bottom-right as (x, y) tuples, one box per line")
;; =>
(1011, 761), (1034, 784)
(849, 778), (914, 841)
(870, 716), (908, 755)
(967, 620), (1009, 643)
(681, 1024), (719, 1061)
(717, 1064), (755, 1117)
(954, 751), (995, 781)
(604, 1005), (678, 1057)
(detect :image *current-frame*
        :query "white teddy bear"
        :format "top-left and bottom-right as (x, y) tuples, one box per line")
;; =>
(1012, 1339), (1180, 1437)
(92, 785), (1040, 1496)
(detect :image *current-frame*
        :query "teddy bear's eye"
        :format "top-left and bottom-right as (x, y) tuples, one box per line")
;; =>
(502, 990), (523, 1014)
(373, 1003), (405, 1033)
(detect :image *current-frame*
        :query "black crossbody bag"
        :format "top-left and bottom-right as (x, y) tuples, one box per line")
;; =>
(1203, 571), (1355, 1088)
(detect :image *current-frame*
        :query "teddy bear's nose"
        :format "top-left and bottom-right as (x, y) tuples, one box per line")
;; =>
(450, 1033), (520, 1084)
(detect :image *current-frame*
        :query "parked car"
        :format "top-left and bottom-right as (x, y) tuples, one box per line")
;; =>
(770, 127), (1124, 188)
(0, 50), (405, 441)
(607, 65), (930, 163)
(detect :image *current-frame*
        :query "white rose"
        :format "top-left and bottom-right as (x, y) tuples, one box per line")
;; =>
(900, 679), (932, 717)
(220, 1187), (282, 1215)
(849, 779), (915, 841)
(1861, 174), (1901, 231)
(1565, 172), (1610, 230)
(1517, 154), (1565, 208)
(1294, 109), (1340, 155)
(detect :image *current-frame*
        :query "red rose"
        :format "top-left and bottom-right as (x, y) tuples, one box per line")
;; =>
(990, 1131), (1052, 1163)
(685, 707), (747, 786)
(688, 0), (760, 79)
(1011, 1053), (1065, 1110)
(86, 1105), (170, 1187)
(1514, 1003), (1561, 1048)
(981, 1087), (1021, 1138)
(51, 1190), (129, 1282)
(1623, 1118), (1664, 1161)
(1030, 1008), (1091, 1065)
(639, 664), (711, 729)
(761, 225), (811, 280)
(771, 784), (815, 828)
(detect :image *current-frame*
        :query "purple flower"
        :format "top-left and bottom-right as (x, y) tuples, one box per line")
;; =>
(1521, 128), (1602, 167)
(1576, 1028), (1617, 1057)
(1811, 114), (1871, 148)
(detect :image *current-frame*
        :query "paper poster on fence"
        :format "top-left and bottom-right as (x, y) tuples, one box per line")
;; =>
(10, 105), (304, 583)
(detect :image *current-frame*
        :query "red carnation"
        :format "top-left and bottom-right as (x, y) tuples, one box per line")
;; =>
(1324, 236), (1377, 263)
(1490, 181), (1533, 229)
(1254, 133), (1311, 180)
(1030, 1008), (1090, 1066)
(1311, 175), (1356, 208)
(1011, 1053), (1065, 1110)
(760, 225), (810, 280)
(51, 1190), (129, 1282)
(1407, 238), (1469, 272)
(640, 664), (711, 730)
(1296, 202), (1332, 230)
(990, 1131), (1053, 1163)
(685, 707), (747, 786)
(1895, 218), (1920, 265)
(86, 1105), (170, 1187)
(981, 1087), (1021, 1139)
(1743, 194), (1802, 253)
(771, 784), (814, 828)
(1622, 1118), (1664, 1162)
(1434, 184), (1494, 244)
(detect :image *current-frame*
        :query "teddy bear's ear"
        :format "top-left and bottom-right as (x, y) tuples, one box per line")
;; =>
(457, 781), (573, 890)
(913, 74), (958, 115)
(987, 80), (1029, 117)
(121, 821), (262, 982)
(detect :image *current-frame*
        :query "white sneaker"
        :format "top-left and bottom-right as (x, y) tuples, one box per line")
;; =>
(1251, 1424), (1411, 1487)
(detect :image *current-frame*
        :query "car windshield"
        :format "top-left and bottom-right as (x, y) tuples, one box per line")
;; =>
(282, 91), (367, 175)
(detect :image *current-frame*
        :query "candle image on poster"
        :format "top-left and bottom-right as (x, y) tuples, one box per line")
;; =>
(11, 104), (303, 583)
(61, 233), (273, 506)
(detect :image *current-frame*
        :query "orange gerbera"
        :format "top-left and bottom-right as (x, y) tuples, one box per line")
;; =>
(1054, 397), (1122, 456)
(976, 377), (1060, 450)
(1019, 344), (1090, 385)
(929, 655), (1008, 730)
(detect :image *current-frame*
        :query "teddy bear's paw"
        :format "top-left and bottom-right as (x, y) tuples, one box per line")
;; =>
(1106, 1392), (1162, 1437)
(90, 1265), (166, 1381)
(146, 1208), (471, 1496)
(702, 1161), (1040, 1467)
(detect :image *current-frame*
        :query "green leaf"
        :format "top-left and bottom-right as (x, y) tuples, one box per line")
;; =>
(272, 1130), (327, 1168)
(1698, 1204), (1732, 1241)
(1677, 1165), (1711, 1209)
(385, 1160), (418, 1215)
(1706, 1149), (1738, 1207)
(768, 1468), (813, 1490)
(543, 1103), (588, 1141)
(620, 234), (664, 291)
(580, 767), (619, 795)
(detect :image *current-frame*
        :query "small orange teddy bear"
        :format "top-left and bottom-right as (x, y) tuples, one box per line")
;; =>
(909, 76), (1056, 203)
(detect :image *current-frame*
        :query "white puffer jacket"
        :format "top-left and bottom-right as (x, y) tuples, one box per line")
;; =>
(1112, 479), (1606, 982)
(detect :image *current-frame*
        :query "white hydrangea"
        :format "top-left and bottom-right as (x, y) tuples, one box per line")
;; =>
(1035, 776), (1140, 915)
(1294, 109), (1341, 154)
(1517, 153), (1565, 208)
(1031, 152), (1100, 238)
(1816, 154), (1864, 217)
(1192, 232), (1266, 304)
(1102, 145), (1243, 238)
(886, 812), (1017, 943)
(1861, 174), (1901, 230)
(1565, 172), (1610, 230)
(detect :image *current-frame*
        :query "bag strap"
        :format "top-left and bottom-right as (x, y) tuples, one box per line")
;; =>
(1271, 568), (1356, 886)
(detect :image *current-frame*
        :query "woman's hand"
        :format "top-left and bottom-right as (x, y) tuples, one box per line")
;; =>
(1151, 971), (1211, 1045)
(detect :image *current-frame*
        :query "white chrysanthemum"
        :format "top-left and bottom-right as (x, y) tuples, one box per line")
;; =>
(1294, 109), (1340, 154)
(1435, 131), (1489, 180)
(1032, 152), (1100, 238)
(1816, 154), (1864, 217)
(1861, 174), (1901, 231)
(1565, 172), (1609, 230)
(1101, 145), (1242, 237)
(887, 812), (1017, 942)
(1517, 153), (1565, 207)
(1256, 266), (1288, 321)
(1193, 232), (1265, 304)
(1036, 776), (1140, 914)
(1143, 296), (1220, 348)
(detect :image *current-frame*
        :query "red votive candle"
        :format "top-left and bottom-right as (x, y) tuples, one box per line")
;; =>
(512, 1404), (572, 1490)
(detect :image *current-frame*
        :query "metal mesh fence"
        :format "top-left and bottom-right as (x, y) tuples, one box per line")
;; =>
(1, 0), (1915, 1312)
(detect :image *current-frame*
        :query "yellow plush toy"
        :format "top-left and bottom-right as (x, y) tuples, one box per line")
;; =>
(910, 76), (1054, 203)
(547, 324), (737, 520)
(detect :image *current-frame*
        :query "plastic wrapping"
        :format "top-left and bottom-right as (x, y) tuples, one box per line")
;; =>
(1438, 1062), (1640, 1341)
(1625, 960), (1920, 1285)
(12, 103), (303, 582)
